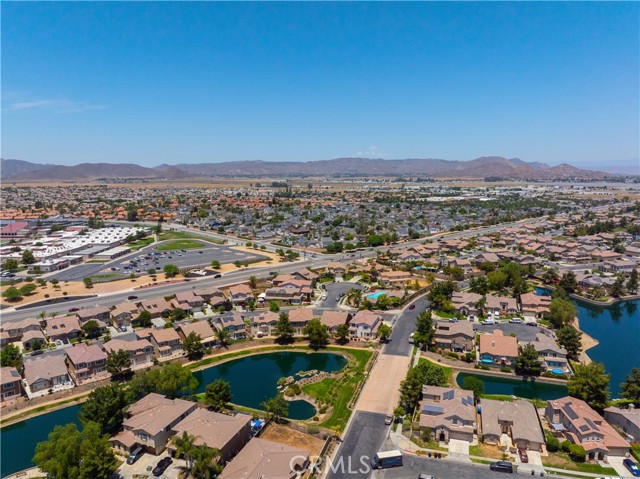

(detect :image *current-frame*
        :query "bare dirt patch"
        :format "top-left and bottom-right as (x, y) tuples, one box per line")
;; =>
(259, 423), (324, 456)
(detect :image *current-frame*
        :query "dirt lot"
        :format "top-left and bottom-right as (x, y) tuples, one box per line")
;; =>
(259, 423), (324, 456)
(473, 442), (506, 459)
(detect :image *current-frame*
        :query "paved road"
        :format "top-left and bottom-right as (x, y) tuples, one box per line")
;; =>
(382, 455), (523, 479)
(319, 283), (365, 309)
(384, 296), (431, 357)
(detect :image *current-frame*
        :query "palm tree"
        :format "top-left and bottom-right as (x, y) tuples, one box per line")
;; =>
(38, 311), (46, 323)
(172, 431), (197, 470)
(248, 275), (257, 289)
(216, 328), (231, 348)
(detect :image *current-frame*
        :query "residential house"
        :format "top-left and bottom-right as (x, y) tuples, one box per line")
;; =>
(434, 320), (474, 352)
(21, 329), (47, 350)
(485, 295), (518, 318)
(264, 286), (305, 306)
(171, 409), (252, 462)
(218, 437), (310, 479)
(23, 355), (72, 396)
(0, 317), (42, 346)
(349, 310), (382, 340)
(215, 312), (246, 340)
(481, 399), (545, 451)
(76, 306), (110, 324)
(545, 396), (629, 460)
(110, 301), (140, 328)
(288, 308), (315, 335)
(65, 343), (108, 382)
(171, 291), (204, 313)
(137, 328), (183, 359)
(419, 386), (476, 442)
(378, 270), (412, 287)
(140, 297), (172, 319)
(325, 262), (347, 275)
(522, 333), (569, 373)
(193, 286), (227, 307)
(103, 338), (154, 370)
(228, 284), (254, 307)
(1, 367), (23, 402)
(45, 315), (82, 343)
(451, 292), (483, 319)
(519, 292), (551, 320)
(320, 311), (351, 333)
(604, 406), (640, 443)
(110, 393), (197, 454)
(175, 320), (217, 348)
(251, 311), (279, 337)
(478, 330), (518, 369)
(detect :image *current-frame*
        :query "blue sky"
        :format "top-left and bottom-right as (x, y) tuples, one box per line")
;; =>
(2, 2), (638, 173)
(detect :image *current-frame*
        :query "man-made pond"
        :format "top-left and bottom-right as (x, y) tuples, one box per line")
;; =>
(193, 351), (347, 419)
(456, 372), (568, 400)
(0, 351), (347, 477)
(536, 287), (639, 398)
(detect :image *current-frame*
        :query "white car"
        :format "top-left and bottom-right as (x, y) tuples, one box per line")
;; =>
(481, 319), (495, 325)
(508, 318), (523, 324)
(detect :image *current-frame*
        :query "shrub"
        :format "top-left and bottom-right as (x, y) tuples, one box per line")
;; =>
(500, 367), (512, 373)
(545, 431), (559, 452)
(631, 443), (640, 462)
(312, 416), (319, 421)
(480, 365), (491, 370)
(465, 352), (475, 363)
(284, 387), (296, 397)
(307, 424), (319, 435)
(319, 406), (327, 414)
(561, 440), (571, 453)
(568, 443), (586, 462)
(292, 384), (301, 395)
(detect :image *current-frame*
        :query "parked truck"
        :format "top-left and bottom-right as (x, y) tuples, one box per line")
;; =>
(370, 449), (403, 469)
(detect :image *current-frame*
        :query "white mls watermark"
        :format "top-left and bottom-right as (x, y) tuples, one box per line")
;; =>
(290, 454), (372, 477)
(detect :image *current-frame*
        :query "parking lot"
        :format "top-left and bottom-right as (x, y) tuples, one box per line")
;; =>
(51, 242), (269, 282)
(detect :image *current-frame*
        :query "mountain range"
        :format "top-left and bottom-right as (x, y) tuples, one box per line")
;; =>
(0, 157), (611, 182)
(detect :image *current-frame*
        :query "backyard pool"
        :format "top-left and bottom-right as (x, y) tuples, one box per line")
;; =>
(365, 291), (388, 299)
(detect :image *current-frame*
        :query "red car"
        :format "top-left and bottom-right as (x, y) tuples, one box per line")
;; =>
(409, 304), (416, 310)
(68, 307), (80, 312)
(518, 448), (528, 463)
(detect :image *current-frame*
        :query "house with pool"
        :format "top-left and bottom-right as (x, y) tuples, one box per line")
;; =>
(478, 330), (518, 369)
(521, 333), (569, 375)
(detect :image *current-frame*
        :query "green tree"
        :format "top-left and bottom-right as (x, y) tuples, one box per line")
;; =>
(427, 280), (456, 309)
(377, 323), (392, 342)
(261, 393), (289, 423)
(556, 326), (582, 361)
(620, 368), (640, 405)
(568, 362), (610, 412)
(0, 344), (23, 368)
(170, 307), (187, 322)
(469, 276), (489, 295)
(514, 344), (543, 377)
(33, 422), (117, 479)
(269, 301), (280, 313)
(610, 276), (625, 298)
(546, 297), (577, 329)
(335, 323), (350, 345)
(21, 249), (36, 265)
(82, 320), (101, 339)
(542, 268), (559, 284)
(136, 309), (152, 328)
(413, 310), (435, 350)
(106, 349), (132, 380)
(559, 271), (578, 294)
(462, 375), (484, 402)
(211, 260), (221, 268)
(2, 287), (22, 301)
(248, 275), (257, 289)
(215, 327), (232, 348)
(399, 361), (448, 411)
(19, 283), (37, 295)
(164, 264), (179, 278)
(183, 332), (204, 360)
(126, 362), (199, 402)
(79, 384), (127, 433)
(204, 379), (232, 411)
(172, 432), (197, 470)
(83, 277), (94, 289)
(303, 318), (329, 348)
(191, 444), (221, 479)
(274, 312), (295, 344)
(3, 258), (18, 272)
(627, 269), (639, 293)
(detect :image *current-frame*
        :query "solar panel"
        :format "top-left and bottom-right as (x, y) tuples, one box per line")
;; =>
(585, 418), (600, 431)
(461, 397), (468, 406)
(563, 404), (579, 420)
(579, 425), (589, 432)
(423, 405), (444, 414)
(443, 390), (454, 400)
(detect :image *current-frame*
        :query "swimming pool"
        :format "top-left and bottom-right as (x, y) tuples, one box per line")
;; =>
(366, 291), (387, 299)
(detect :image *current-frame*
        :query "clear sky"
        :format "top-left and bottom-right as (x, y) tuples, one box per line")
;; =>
(2, 1), (638, 173)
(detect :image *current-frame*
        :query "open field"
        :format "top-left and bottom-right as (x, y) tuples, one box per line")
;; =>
(260, 423), (325, 456)
(155, 239), (209, 250)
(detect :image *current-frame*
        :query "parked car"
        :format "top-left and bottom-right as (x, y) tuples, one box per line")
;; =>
(489, 461), (514, 473)
(126, 446), (144, 465)
(68, 307), (80, 312)
(418, 475), (437, 479)
(127, 295), (138, 300)
(480, 319), (495, 325)
(517, 448), (528, 463)
(509, 318), (523, 324)
(409, 304), (416, 310)
(152, 457), (173, 477)
(384, 414), (393, 425)
(623, 458), (640, 477)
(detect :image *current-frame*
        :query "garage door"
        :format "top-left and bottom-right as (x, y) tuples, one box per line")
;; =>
(449, 430), (472, 442)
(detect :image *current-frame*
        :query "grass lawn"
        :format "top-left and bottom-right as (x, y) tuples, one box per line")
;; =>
(480, 394), (514, 402)
(88, 273), (120, 279)
(435, 310), (455, 319)
(85, 259), (109, 263)
(128, 237), (154, 251)
(542, 453), (618, 475)
(302, 378), (337, 399)
(156, 239), (209, 251)
(158, 231), (223, 244)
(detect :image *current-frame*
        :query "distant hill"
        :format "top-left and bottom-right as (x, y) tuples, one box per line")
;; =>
(1, 156), (611, 182)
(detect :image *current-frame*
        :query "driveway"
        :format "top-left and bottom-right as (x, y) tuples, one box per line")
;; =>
(116, 450), (185, 479)
(446, 438), (471, 463)
(608, 456), (635, 478)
